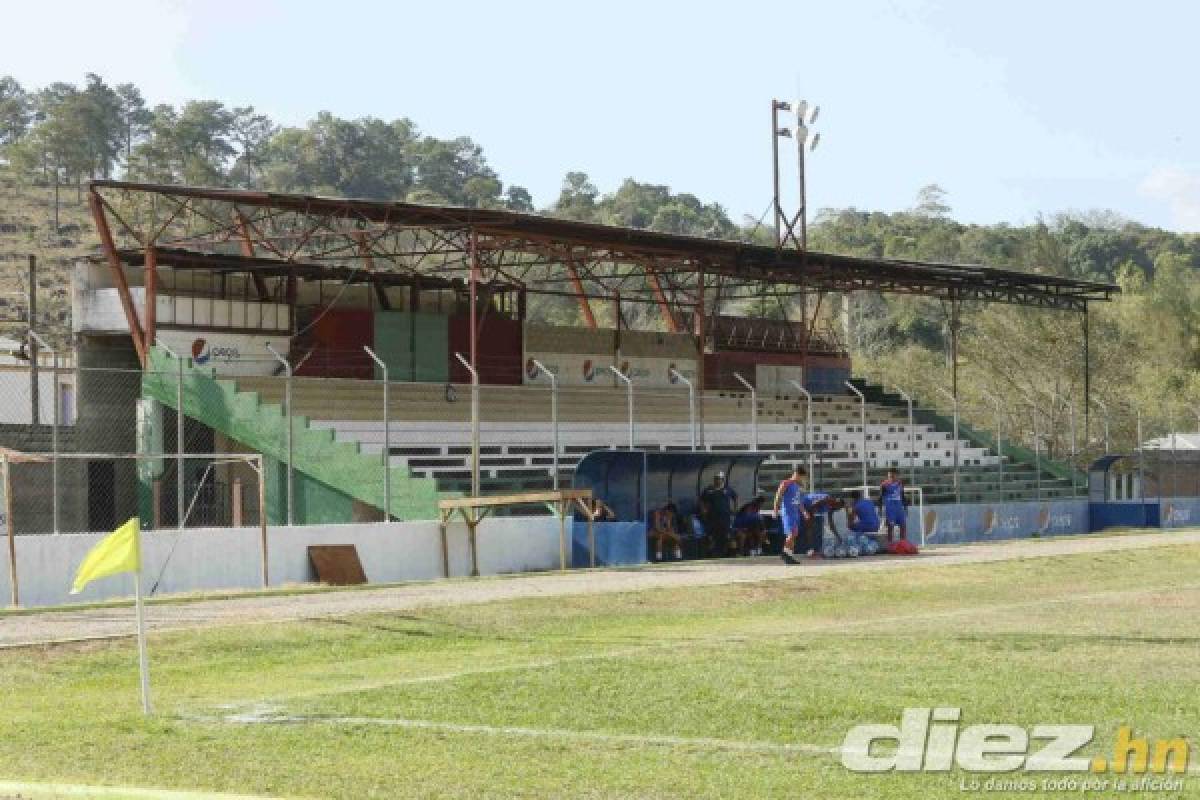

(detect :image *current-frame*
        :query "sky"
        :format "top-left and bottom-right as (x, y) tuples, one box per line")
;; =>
(4, 0), (1197, 231)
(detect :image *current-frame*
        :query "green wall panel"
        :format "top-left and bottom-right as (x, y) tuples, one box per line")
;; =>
(373, 311), (449, 383)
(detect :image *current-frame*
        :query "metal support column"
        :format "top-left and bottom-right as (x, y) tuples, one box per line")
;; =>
(733, 372), (758, 451)
(363, 346), (390, 520)
(788, 380), (815, 481)
(609, 365), (634, 449)
(669, 368), (696, 450)
(27, 331), (58, 533)
(895, 386), (916, 490)
(455, 353), (481, 497)
(532, 360), (560, 489)
(845, 382), (868, 488)
(266, 344), (293, 525)
(937, 387), (961, 504)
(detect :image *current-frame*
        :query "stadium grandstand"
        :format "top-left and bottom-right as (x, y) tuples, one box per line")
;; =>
(72, 180), (1116, 527)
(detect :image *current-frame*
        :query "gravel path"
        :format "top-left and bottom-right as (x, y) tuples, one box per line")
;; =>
(2, 530), (1197, 648)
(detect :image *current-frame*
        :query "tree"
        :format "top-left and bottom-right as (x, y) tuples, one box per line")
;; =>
(503, 185), (534, 212)
(0, 76), (31, 148)
(912, 183), (951, 217)
(228, 107), (276, 189)
(554, 171), (599, 221)
(115, 82), (151, 170)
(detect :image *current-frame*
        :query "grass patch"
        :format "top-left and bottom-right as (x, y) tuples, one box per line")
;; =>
(1, 545), (1199, 798)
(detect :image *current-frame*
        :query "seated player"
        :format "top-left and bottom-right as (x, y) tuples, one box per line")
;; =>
(774, 465), (809, 563)
(733, 496), (768, 556)
(801, 492), (846, 557)
(846, 490), (880, 534)
(649, 502), (684, 561)
(879, 468), (908, 542)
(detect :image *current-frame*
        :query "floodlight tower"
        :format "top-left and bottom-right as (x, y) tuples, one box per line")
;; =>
(770, 98), (820, 251)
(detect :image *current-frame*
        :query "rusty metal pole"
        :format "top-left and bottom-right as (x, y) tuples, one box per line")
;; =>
(27, 255), (39, 427)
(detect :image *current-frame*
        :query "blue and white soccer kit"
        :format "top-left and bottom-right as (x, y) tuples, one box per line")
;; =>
(777, 479), (803, 534)
(880, 478), (907, 526)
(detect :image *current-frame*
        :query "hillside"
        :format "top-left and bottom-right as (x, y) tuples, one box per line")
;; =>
(0, 168), (96, 346)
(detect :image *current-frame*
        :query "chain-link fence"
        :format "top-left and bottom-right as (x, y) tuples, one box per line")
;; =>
(3, 355), (1199, 535)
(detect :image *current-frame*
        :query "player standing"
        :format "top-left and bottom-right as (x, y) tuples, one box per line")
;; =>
(774, 465), (808, 564)
(879, 468), (908, 542)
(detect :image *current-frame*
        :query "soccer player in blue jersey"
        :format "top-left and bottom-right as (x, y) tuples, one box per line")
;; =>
(847, 489), (880, 535)
(773, 465), (808, 563)
(879, 468), (908, 542)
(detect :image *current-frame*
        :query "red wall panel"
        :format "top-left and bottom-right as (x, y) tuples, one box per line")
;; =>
(448, 314), (523, 385)
(297, 309), (375, 379)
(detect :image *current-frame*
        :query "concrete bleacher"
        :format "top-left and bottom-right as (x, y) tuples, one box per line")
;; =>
(234, 376), (1079, 505)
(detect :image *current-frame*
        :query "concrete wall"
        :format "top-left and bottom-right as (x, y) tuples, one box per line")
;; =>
(1, 516), (561, 609)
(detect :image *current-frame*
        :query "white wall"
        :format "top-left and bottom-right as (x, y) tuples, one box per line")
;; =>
(0, 516), (562, 609)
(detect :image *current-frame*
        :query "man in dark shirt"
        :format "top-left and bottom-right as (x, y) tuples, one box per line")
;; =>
(699, 472), (738, 557)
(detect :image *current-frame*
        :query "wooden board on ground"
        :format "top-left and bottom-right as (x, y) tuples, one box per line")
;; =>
(308, 545), (368, 586)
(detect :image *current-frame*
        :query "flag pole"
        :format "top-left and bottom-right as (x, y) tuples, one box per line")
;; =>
(133, 547), (152, 715)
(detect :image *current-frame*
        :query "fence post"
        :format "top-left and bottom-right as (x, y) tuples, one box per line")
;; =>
(609, 365), (634, 449)
(265, 344), (294, 524)
(1095, 398), (1111, 454)
(1030, 403), (1043, 502)
(1068, 402), (1078, 496)
(733, 372), (758, 451)
(362, 346), (391, 520)
(531, 360), (559, 489)
(936, 387), (961, 504)
(454, 353), (481, 497)
(669, 367), (696, 450)
(981, 390), (1004, 501)
(27, 331), (58, 533)
(845, 381), (868, 489)
(1136, 409), (1145, 501)
(4, 455), (16, 607)
(156, 339), (186, 529)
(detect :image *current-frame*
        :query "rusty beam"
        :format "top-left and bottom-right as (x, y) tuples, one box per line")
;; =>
(566, 260), (597, 329)
(144, 244), (158, 354)
(234, 211), (271, 301)
(88, 189), (146, 365)
(646, 265), (679, 333)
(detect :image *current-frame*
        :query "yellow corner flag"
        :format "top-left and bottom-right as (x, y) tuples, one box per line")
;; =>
(71, 517), (141, 595)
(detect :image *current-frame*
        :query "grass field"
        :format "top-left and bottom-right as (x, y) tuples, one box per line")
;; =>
(2, 542), (1199, 799)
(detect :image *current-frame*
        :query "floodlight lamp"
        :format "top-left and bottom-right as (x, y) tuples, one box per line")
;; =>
(775, 127), (793, 138)
(794, 123), (809, 144)
(794, 100), (808, 120)
(810, 132), (821, 151)
(808, 105), (820, 125)
(773, 99), (791, 111)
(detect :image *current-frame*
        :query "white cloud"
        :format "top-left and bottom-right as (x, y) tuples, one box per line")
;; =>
(1139, 167), (1200, 232)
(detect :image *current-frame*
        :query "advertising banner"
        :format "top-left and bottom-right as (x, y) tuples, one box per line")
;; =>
(1159, 498), (1200, 528)
(917, 500), (1089, 545)
(157, 330), (292, 377)
(523, 352), (697, 388)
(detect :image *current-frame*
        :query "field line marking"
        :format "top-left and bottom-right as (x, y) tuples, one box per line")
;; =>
(214, 582), (1200, 710)
(0, 780), (287, 799)
(218, 709), (836, 756)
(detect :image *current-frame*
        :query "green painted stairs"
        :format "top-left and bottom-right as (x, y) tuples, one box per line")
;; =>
(142, 346), (445, 523)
